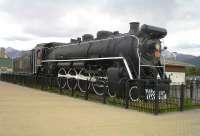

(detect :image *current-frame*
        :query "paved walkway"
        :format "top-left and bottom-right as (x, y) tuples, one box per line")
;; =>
(0, 81), (200, 136)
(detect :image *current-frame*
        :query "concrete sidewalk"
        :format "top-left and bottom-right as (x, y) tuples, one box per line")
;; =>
(0, 81), (199, 136)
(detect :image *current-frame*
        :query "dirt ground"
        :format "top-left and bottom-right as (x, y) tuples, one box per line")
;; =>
(0, 81), (200, 136)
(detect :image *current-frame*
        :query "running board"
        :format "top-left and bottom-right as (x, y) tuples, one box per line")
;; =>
(42, 57), (133, 80)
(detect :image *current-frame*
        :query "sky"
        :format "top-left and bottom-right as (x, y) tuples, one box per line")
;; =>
(0, 0), (199, 56)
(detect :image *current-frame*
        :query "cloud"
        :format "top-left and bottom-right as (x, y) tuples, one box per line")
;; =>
(101, 0), (178, 26)
(0, 0), (102, 38)
(176, 43), (200, 49)
(0, 0), (178, 38)
(2, 36), (33, 41)
(0, 0), (199, 55)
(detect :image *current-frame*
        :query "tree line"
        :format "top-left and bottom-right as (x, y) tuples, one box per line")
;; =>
(186, 67), (200, 76)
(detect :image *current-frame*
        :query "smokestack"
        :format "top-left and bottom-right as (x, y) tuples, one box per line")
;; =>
(129, 22), (140, 35)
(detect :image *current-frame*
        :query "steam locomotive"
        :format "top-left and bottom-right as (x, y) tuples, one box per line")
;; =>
(13, 22), (169, 100)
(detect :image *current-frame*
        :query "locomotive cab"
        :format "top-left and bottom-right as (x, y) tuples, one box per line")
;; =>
(33, 44), (46, 74)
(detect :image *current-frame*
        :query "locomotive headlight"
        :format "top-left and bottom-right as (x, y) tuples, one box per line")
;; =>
(154, 42), (161, 58)
(155, 42), (160, 50)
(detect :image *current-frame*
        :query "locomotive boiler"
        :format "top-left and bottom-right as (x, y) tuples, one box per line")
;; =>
(13, 22), (169, 100)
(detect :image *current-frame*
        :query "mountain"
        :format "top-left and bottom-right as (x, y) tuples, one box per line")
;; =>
(3, 47), (200, 67)
(161, 51), (200, 67)
(187, 56), (200, 67)
(174, 53), (200, 67)
(175, 53), (196, 62)
(5, 47), (22, 59)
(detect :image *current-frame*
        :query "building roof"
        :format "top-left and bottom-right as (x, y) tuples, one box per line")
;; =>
(0, 58), (13, 68)
(161, 59), (194, 67)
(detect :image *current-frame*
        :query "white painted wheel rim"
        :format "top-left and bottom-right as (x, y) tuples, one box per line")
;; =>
(91, 72), (105, 96)
(77, 68), (90, 93)
(107, 88), (116, 98)
(92, 80), (105, 96)
(67, 68), (77, 90)
(129, 86), (140, 101)
(57, 67), (67, 89)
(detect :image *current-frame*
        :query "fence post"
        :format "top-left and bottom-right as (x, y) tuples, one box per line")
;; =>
(71, 79), (75, 96)
(154, 80), (159, 115)
(85, 80), (89, 100)
(180, 84), (185, 111)
(58, 78), (63, 94)
(125, 80), (129, 109)
(190, 81), (193, 99)
(34, 75), (37, 88)
(103, 84), (107, 104)
(50, 77), (52, 90)
(40, 76), (44, 90)
(44, 76), (47, 90)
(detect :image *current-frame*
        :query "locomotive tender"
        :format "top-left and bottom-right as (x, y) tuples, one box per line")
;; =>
(13, 22), (169, 100)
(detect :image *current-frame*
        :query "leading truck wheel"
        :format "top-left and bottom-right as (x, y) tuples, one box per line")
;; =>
(57, 67), (67, 89)
(129, 86), (140, 101)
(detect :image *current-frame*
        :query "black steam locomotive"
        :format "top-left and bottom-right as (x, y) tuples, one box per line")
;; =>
(13, 22), (169, 100)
